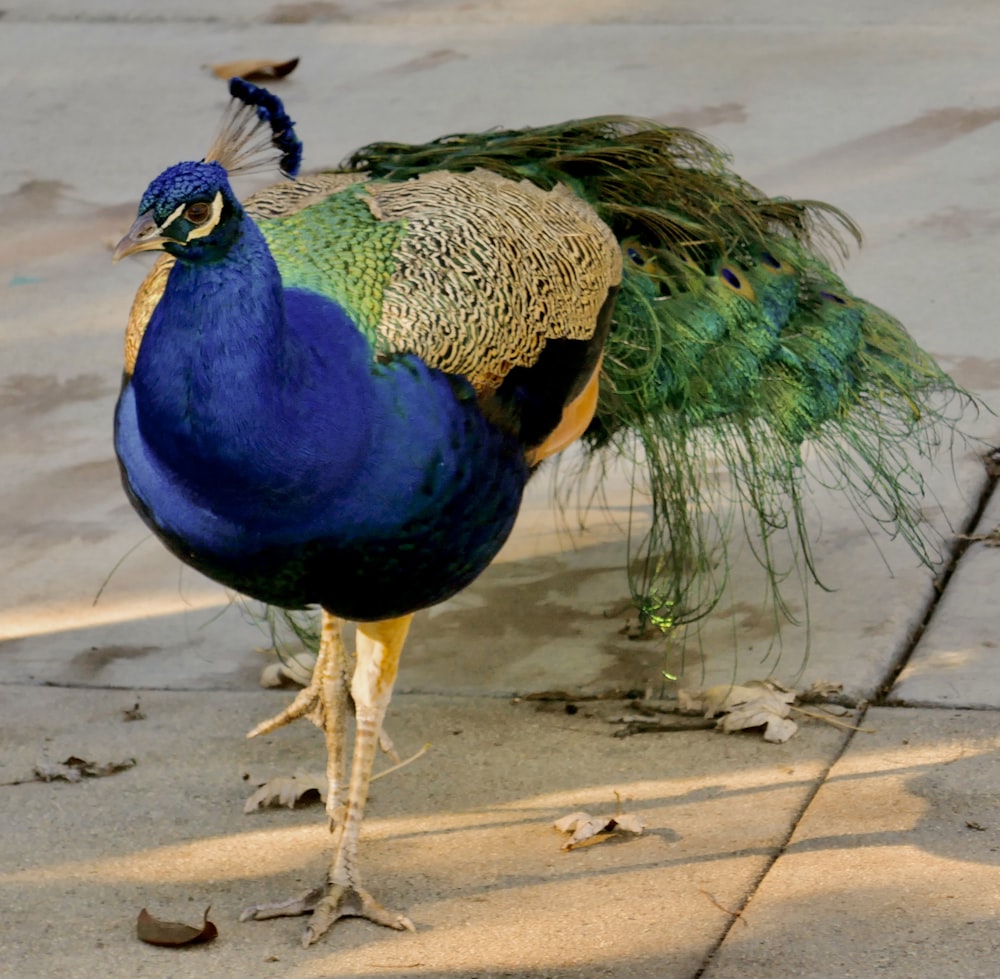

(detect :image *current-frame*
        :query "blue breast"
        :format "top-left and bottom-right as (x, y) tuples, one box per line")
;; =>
(116, 258), (530, 620)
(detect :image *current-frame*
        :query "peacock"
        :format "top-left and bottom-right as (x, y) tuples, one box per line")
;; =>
(113, 79), (964, 945)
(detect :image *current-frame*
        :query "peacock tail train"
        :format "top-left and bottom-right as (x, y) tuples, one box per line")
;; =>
(337, 118), (966, 635)
(125, 113), (967, 647)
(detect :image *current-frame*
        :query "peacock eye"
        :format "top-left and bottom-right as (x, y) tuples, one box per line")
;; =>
(184, 201), (212, 225)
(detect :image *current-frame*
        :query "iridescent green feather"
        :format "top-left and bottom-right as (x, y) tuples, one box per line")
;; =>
(259, 186), (405, 337)
(334, 116), (966, 634)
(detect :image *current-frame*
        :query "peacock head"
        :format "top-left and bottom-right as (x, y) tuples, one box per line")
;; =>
(114, 78), (302, 265)
(114, 161), (244, 263)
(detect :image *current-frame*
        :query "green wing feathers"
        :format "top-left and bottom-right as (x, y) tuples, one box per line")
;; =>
(256, 170), (621, 394)
(342, 116), (966, 629)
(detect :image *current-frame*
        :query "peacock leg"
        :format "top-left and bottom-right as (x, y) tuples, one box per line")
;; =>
(243, 614), (416, 945)
(246, 611), (347, 740)
(246, 612), (401, 762)
(241, 610), (351, 919)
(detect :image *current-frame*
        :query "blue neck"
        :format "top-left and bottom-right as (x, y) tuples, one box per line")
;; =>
(131, 216), (374, 513)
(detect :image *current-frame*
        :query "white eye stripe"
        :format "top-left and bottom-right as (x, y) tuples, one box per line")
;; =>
(158, 191), (224, 241)
(159, 202), (187, 231)
(186, 192), (224, 240)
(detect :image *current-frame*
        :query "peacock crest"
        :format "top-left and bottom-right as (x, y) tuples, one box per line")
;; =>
(204, 76), (303, 179)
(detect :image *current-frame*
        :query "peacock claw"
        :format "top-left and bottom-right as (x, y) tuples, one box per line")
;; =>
(246, 682), (321, 739)
(240, 884), (326, 921)
(240, 882), (415, 945)
(304, 883), (415, 946)
(246, 683), (401, 760)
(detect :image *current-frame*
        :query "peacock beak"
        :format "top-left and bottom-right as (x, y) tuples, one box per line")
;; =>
(113, 210), (169, 262)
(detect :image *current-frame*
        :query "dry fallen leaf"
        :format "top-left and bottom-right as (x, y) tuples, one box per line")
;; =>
(122, 701), (146, 722)
(554, 810), (646, 850)
(33, 756), (136, 783)
(210, 57), (300, 81)
(719, 698), (798, 743)
(244, 772), (327, 813)
(676, 687), (706, 714)
(136, 907), (218, 947)
(681, 681), (799, 743)
(798, 680), (845, 703)
(258, 648), (316, 688)
(245, 743), (429, 814)
(619, 680), (863, 743)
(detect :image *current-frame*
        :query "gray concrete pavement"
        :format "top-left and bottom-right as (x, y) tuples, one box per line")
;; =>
(893, 490), (1000, 710)
(1, 686), (855, 978)
(1, 2), (999, 976)
(703, 708), (1000, 979)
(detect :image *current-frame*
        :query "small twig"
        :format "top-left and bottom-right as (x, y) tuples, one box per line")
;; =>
(370, 742), (430, 784)
(955, 527), (1000, 547)
(789, 705), (875, 733)
(613, 718), (716, 738)
(699, 888), (747, 927)
(92, 534), (152, 605)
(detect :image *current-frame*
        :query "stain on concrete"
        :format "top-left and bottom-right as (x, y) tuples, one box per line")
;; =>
(384, 48), (468, 74)
(403, 551), (669, 695)
(944, 355), (1000, 392)
(916, 206), (1000, 241)
(0, 458), (123, 545)
(872, 106), (1000, 155)
(0, 373), (113, 418)
(771, 105), (1000, 186)
(0, 179), (73, 222)
(266, 1), (349, 22)
(595, 633), (672, 694)
(1, 518), (116, 549)
(656, 102), (748, 129)
(715, 600), (788, 643)
(68, 644), (160, 679)
(0, 181), (137, 270)
(426, 561), (631, 641)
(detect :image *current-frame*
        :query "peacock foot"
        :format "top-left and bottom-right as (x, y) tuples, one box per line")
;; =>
(246, 678), (323, 739)
(246, 668), (400, 762)
(246, 683), (400, 764)
(241, 881), (415, 946)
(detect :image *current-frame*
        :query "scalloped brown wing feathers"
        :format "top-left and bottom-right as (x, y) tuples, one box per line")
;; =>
(122, 170), (621, 395)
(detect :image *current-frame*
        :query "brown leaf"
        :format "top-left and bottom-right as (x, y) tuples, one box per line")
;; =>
(553, 810), (646, 850)
(680, 681), (799, 743)
(258, 648), (317, 688)
(798, 680), (845, 703)
(122, 702), (146, 722)
(136, 907), (218, 947)
(210, 57), (300, 82)
(33, 756), (136, 782)
(612, 813), (646, 834)
(244, 772), (326, 813)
